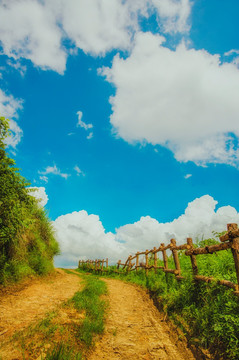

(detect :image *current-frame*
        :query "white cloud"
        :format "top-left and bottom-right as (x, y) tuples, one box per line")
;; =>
(114, 196), (239, 261)
(53, 195), (239, 267)
(151, 0), (192, 33)
(101, 32), (239, 167)
(28, 186), (49, 207)
(74, 165), (85, 176)
(6, 59), (27, 77)
(0, 0), (192, 73)
(0, 89), (23, 148)
(87, 132), (93, 140)
(224, 49), (239, 57)
(76, 111), (93, 131)
(0, 0), (66, 73)
(53, 210), (124, 267)
(184, 173), (192, 179)
(39, 175), (48, 183)
(39, 165), (70, 179)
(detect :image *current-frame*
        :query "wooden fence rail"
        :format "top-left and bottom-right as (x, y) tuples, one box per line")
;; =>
(78, 223), (239, 297)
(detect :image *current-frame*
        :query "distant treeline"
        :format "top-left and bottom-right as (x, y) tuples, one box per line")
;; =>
(0, 117), (59, 284)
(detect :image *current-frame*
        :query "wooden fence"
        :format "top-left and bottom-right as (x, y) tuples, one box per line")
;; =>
(78, 223), (239, 297)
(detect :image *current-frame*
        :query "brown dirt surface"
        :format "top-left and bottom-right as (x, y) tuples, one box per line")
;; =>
(89, 278), (195, 360)
(0, 269), (82, 349)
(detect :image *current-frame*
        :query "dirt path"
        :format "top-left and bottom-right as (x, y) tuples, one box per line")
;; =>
(0, 269), (82, 341)
(90, 279), (195, 360)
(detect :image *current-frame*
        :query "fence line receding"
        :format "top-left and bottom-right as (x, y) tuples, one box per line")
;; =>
(78, 223), (239, 297)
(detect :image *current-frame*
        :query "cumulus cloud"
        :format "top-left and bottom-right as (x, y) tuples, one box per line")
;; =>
(184, 174), (192, 179)
(0, 0), (192, 73)
(115, 195), (239, 258)
(0, 89), (23, 147)
(53, 210), (124, 267)
(53, 195), (239, 267)
(151, 0), (192, 33)
(0, 0), (66, 73)
(100, 32), (239, 167)
(28, 186), (49, 207)
(39, 165), (70, 179)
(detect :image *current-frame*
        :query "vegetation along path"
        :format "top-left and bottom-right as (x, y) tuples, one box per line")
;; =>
(89, 278), (195, 360)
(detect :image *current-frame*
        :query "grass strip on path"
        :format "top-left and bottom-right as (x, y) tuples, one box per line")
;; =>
(45, 273), (108, 359)
(2, 273), (107, 360)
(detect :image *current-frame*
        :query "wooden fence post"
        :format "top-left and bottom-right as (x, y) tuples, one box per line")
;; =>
(101, 259), (104, 273)
(170, 239), (182, 278)
(136, 252), (139, 273)
(145, 250), (149, 276)
(153, 247), (157, 273)
(228, 224), (239, 293)
(106, 258), (108, 269)
(187, 238), (198, 276)
(127, 256), (132, 273)
(161, 243), (168, 270)
(117, 260), (121, 269)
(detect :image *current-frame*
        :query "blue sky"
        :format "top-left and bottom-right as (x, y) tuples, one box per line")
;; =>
(1, 0), (239, 265)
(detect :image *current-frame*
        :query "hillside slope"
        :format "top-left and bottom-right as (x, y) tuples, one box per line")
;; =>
(0, 116), (59, 284)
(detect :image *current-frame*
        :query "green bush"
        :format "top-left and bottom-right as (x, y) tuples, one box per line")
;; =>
(0, 117), (59, 284)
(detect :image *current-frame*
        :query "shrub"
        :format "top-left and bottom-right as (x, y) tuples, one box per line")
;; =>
(0, 117), (59, 284)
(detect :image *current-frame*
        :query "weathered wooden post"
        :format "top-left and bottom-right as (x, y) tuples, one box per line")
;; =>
(145, 250), (149, 276)
(136, 252), (139, 273)
(101, 259), (104, 273)
(161, 243), (168, 270)
(106, 258), (108, 269)
(117, 260), (121, 270)
(127, 256), (132, 273)
(170, 239), (181, 277)
(153, 247), (157, 274)
(187, 237), (198, 275)
(228, 224), (239, 293)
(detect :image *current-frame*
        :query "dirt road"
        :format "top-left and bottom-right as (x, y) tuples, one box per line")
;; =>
(0, 269), (82, 340)
(89, 278), (195, 360)
(0, 271), (196, 360)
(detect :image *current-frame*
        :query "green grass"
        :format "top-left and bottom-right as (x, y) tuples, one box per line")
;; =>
(79, 238), (239, 359)
(7, 273), (107, 360)
(45, 343), (82, 360)
(70, 275), (107, 347)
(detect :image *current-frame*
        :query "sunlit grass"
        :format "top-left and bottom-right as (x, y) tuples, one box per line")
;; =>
(78, 237), (239, 360)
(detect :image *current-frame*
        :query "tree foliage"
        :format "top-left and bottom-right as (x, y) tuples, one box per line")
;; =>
(0, 116), (59, 284)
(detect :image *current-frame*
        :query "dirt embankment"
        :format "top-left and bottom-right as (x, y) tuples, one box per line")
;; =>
(89, 278), (195, 360)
